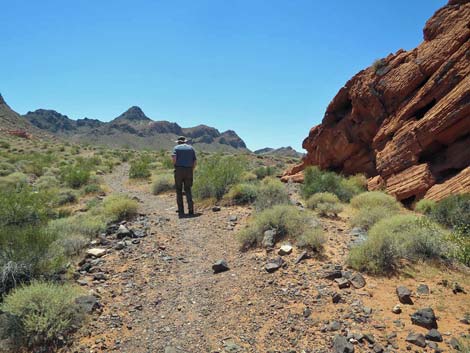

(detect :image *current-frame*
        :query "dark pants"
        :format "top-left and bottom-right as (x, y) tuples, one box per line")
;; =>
(174, 167), (194, 214)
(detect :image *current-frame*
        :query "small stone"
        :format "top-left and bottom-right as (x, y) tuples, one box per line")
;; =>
(228, 215), (238, 222)
(333, 334), (354, 353)
(212, 206), (221, 212)
(392, 304), (402, 314)
(323, 269), (343, 280)
(405, 332), (426, 348)
(86, 248), (106, 258)
(278, 244), (293, 256)
(349, 273), (366, 289)
(303, 307), (312, 318)
(295, 250), (309, 264)
(265, 257), (284, 273)
(372, 343), (384, 353)
(116, 225), (134, 239)
(212, 259), (229, 274)
(335, 277), (350, 289)
(114, 242), (126, 250)
(452, 282), (466, 294)
(425, 329), (442, 342)
(332, 292), (343, 304)
(396, 285), (413, 304)
(262, 229), (276, 248)
(449, 337), (461, 350)
(329, 321), (341, 331)
(417, 284), (430, 295)
(75, 295), (100, 313)
(410, 307), (438, 329)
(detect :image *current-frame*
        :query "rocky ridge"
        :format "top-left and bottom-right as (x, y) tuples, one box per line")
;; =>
(283, 0), (470, 202)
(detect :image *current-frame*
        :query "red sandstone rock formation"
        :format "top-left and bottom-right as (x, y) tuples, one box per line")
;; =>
(283, 0), (470, 202)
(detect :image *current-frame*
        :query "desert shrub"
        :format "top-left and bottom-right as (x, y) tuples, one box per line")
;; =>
(296, 228), (326, 251)
(349, 215), (449, 274)
(0, 162), (15, 176)
(0, 140), (10, 149)
(224, 183), (258, 205)
(152, 173), (174, 195)
(254, 177), (290, 211)
(427, 193), (470, 234)
(0, 186), (50, 227)
(254, 166), (277, 180)
(301, 166), (365, 202)
(237, 205), (323, 249)
(61, 165), (90, 188)
(47, 214), (107, 240)
(415, 198), (437, 214)
(129, 159), (151, 179)
(306, 192), (343, 216)
(240, 171), (257, 182)
(193, 155), (247, 200)
(447, 224), (470, 266)
(83, 183), (102, 194)
(372, 58), (387, 73)
(1, 281), (84, 349)
(35, 175), (60, 190)
(103, 194), (138, 222)
(0, 226), (61, 295)
(0, 172), (28, 190)
(55, 234), (88, 257)
(55, 190), (77, 206)
(349, 191), (402, 229)
(161, 156), (174, 169)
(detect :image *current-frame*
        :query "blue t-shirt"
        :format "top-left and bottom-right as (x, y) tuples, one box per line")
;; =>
(172, 144), (197, 167)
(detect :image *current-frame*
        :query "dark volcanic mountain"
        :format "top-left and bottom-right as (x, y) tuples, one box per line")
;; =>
(23, 106), (248, 152)
(254, 146), (304, 158)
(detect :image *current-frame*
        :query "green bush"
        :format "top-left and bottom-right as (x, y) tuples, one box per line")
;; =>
(1, 281), (84, 349)
(447, 224), (470, 266)
(254, 177), (290, 211)
(306, 192), (343, 216)
(129, 159), (151, 179)
(0, 162), (15, 176)
(161, 156), (174, 170)
(193, 155), (247, 200)
(103, 194), (138, 222)
(61, 165), (90, 189)
(415, 198), (437, 214)
(224, 183), (258, 205)
(83, 183), (102, 194)
(428, 193), (470, 234)
(349, 215), (449, 274)
(254, 166), (277, 180)
(34, 175), (60, 190)
(152, 173), (174, 195)
(296, 228), (326, 251)
(47, 213), (107, 240)
(55, 190), (77, 206)
(237, 205), (323, 249)
(0, 172), (28, 190)
(0, 140), (10, 149)
(349, 191), (402, 229)
(301, 166), (365, 202)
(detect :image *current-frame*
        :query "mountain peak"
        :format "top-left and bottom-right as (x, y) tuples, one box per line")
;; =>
(0, 94), (6, 105)
(115, 106), (151, 122)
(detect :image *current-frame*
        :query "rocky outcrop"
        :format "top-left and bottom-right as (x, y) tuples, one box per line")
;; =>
(283, 0), (470, 202)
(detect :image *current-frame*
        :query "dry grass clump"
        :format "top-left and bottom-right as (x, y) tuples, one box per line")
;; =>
(350, 191), (402, 229)
(306, 192), (343, 217)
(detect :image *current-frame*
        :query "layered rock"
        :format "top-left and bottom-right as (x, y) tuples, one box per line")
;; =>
(283, 0), (470, 202)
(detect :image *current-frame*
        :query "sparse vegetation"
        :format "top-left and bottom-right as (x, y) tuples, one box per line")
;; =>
(306, 192), (343, 217)
(237, 204), (324, 250)
(61, 165), (90, 188)
(1, 281), (84, 349)
(193, 154), (247, 200)
(301, 166), (365, 202)
(224, 183), (258, 205)
(152, 173), (174, 195)
(103, 194), (138, 222)
(427, 193), (470, 234)
(415, 198), (437, 214)
(254, 177), (290, 211)
(349, 191), (402, 229)
(129, 158), (152, 179)
(349, 215), (449, 274)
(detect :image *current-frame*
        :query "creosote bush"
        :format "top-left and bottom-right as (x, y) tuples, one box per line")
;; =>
(193, 154), (246, 200)
(349, 215), (449, 274)
(306, 192), (343, 217)
(61, 165), (90, 188)
(254, 177), (290, 211)
(427, 193), (470, 234)
(103, 194), (138, 222)
(415, 198), (437, 215)
(1, 281), (84, 349)
(152, 173), (174, 195)
(129, 159), (151, 179)
(301, 166), (365, 202)
(224, 183), (258, 205)
(237, 205), (324, 250)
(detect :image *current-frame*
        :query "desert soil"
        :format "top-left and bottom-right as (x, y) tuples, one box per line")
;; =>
(69, 164), (470, 353)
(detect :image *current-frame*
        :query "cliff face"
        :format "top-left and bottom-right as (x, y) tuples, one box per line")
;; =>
(284, 0), (470, 202)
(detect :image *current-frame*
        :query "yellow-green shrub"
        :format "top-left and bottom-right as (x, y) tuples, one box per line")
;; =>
(152, 173), (174, 195)
(103, 194), (138, 222)
(306, 192), (343, 216)
(254, 177), (290, 211)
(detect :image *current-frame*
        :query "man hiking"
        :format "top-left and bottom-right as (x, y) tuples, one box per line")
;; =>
(172, 136), (197, 217)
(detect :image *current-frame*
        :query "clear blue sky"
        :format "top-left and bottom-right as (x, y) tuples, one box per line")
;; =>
(2, 0), (444, 151)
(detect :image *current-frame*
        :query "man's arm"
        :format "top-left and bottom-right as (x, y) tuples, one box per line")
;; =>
(192, 149), (197, 170)
(171, 147), (177, 165)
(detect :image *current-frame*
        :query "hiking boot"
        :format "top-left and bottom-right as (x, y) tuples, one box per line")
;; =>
(178, 212), (185, 219)
(188, 209), (194, 216)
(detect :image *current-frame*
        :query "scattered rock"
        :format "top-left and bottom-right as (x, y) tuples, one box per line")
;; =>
(333, 334), (354, 353)
(332, 292), (343, 304)
(212, 206), (221, 212)
(278, 244), (293, 256)
(75, 295), (100, 313)
(410, 307), (438, 329)
(228, 215), (238, 222)
(294, 250), (309, 264)
(452, 282), (466, 294)
(116, 225), (134, 239)
(349, 273), (366, 289)
(406, 332), (426, 348)
(86, 248), (106, 258)
(115, 241), (126, 250)
(335, 277), (350, 289)
(323, 269), (343, 280)
(417, 284), (430, 295)
(449, 337), (461, 350)
(392, 304), (402, 314)
(265, 257), (284, 273)
(262, 229), (276, 248)
(212, 260), (229, 274)
(396, 286), (413, 304)
(303, 307), (312, 318)
(425, 329), (443, 342)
